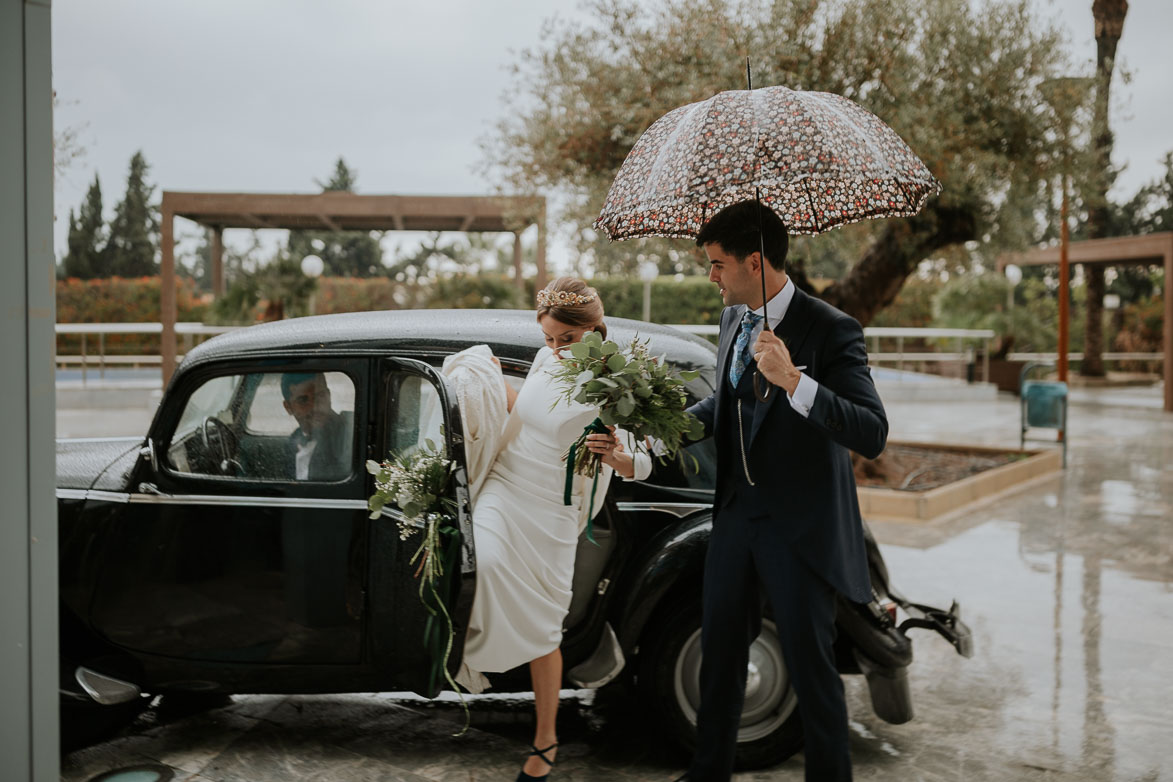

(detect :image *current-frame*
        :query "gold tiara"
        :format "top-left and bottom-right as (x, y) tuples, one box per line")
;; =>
(536, 288), (596, 308)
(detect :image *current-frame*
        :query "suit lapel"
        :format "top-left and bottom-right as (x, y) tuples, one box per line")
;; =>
(749, 287), (816, 445)
(712, 306), (742, 437)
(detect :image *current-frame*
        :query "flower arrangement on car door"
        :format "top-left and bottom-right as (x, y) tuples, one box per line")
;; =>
(366, 441), (465, 724)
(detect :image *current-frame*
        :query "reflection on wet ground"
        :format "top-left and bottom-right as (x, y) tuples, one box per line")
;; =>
(62, 387), (1173, 781)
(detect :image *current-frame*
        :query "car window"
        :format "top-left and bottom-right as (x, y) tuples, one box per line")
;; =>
(167, 370), (356, 482)
(385, 372), (445, 459)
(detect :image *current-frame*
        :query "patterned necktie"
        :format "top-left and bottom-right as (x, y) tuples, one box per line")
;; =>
(728, 310), (764, 388)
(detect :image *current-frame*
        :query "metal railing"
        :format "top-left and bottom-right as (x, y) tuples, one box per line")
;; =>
(673, 324), (997, 382)
(55, 323), (241, 384)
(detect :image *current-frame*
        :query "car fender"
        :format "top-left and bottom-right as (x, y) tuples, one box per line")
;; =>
(614, 511), (711, 653)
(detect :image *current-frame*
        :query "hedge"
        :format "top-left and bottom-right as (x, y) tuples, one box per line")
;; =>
(56, 274), (725, 356)
(56, 277), (208, 355)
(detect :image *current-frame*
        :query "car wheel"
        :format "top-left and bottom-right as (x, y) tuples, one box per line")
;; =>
(639, 602), (804, 770)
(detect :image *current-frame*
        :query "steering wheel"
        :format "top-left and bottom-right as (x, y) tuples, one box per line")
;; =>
(200, 416), (240, 475)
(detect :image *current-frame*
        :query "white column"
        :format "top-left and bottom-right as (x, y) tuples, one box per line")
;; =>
(0, 1), (59, 780)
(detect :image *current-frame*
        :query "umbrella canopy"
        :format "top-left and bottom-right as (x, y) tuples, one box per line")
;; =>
(594, 86), (940, 240)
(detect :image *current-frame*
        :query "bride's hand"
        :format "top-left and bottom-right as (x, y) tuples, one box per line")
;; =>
(586, 427), (635, 478)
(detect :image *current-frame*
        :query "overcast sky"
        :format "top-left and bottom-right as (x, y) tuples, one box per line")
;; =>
(52, 0), (1173, 271)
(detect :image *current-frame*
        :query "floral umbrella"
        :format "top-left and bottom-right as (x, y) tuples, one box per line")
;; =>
(594, 85), (940, 240)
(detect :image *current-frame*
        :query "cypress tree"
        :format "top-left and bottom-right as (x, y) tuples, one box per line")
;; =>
(102, 150), (159, 277)
(63, 175), (105, 279)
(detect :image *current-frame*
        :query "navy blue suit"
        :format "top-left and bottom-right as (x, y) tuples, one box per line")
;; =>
(684, 287), (887, 781)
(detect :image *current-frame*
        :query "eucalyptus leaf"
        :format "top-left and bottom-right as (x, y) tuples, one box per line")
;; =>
(601, 340), (619, 355)
(679, 369), (700, 381)
(606, 353), (627, 372)
(570, 342), (591, 359)
(617, 394), (635, 417)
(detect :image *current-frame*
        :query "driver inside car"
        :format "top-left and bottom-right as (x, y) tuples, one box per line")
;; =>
(281, 372), (352, 481)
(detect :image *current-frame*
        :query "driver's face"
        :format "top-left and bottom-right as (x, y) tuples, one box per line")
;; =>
(283, 376), (332, 435)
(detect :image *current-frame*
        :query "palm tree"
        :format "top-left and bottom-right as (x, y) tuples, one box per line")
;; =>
(1082, 0), (1129, 377)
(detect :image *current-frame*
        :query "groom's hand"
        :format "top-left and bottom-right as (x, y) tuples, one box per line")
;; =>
(754, 331), (801, 394)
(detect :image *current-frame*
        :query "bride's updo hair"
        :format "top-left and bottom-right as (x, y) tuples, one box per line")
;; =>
(535, 276), (607, 338)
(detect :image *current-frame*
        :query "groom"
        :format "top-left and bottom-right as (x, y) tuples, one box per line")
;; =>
(676, 200), (888, 782)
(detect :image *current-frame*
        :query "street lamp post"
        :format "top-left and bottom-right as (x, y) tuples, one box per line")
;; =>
(639, 259), (659, 322)
(1004, 263), (1022, 311)
(301, 254), (324, 315)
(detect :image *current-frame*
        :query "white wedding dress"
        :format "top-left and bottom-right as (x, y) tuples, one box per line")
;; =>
(458, 346), (650, 691)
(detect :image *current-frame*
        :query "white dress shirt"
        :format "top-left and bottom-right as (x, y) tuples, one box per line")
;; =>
(745, 277), (818, 418)
(294, 437), (318, 480)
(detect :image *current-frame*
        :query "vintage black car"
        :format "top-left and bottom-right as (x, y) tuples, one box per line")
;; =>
(58, 309), (971, 767)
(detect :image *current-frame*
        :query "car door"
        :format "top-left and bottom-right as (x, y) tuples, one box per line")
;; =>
(86, 359), (370, 686)
(366, 357), (474, 698)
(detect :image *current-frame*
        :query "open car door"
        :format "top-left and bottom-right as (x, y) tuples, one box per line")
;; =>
(368, 357), (474, 697)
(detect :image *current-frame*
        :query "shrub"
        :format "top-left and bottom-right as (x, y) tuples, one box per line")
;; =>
(56, 277), (207, 355)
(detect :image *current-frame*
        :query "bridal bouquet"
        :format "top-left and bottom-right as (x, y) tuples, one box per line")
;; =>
(549, 331), (706, 482)
(366, 442), (466, 726)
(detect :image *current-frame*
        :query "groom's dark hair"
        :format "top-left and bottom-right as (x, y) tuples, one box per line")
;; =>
(696, 200), (789, 271)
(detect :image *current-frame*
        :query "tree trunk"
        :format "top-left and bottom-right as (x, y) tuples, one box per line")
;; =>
(819, 204), (977, 325)
(1082, 0), (1128, 377)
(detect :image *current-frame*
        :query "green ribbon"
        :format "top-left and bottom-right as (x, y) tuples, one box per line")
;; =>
(564, 417), (609, 546)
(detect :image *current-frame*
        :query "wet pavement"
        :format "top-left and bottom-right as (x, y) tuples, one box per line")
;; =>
(60, 385), (1173, 781)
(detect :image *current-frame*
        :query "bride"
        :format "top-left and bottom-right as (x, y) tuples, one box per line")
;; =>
(458, 277), (651, 781)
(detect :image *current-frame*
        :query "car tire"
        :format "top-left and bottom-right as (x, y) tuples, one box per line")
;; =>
(638, 601), (804, 770)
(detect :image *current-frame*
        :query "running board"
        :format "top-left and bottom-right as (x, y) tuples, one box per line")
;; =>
(567, 622), (625, 688)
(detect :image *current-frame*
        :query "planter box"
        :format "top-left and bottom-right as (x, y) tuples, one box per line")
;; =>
(857, 441), (1062, 523)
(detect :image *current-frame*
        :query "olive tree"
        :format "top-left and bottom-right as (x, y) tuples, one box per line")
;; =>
(482, 0), (1073, 324)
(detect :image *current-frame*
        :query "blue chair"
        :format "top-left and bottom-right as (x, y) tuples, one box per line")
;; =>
(1019, 361), (1067, 467)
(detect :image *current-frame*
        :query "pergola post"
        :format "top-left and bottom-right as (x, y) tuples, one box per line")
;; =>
(161, 199), (177, 384)
(512, 231), (524, 291)
(1000, 232), (1173, 413)
(211, 225), (225, 296)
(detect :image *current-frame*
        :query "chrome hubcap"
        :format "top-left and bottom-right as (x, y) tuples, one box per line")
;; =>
(673, 619), (798, 743)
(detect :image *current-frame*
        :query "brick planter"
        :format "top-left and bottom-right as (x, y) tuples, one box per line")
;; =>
(856, 441), (1062, 522)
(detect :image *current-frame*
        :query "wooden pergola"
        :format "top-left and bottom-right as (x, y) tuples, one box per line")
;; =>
(999, 231), (1173, 412)
(160, 190), (547, 382)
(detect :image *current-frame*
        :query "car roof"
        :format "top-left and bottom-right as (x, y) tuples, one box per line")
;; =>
(180, 309), (718, 372)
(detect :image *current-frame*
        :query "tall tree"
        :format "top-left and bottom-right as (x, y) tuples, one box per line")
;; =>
(1081, 0), (1128, 377)
(63, 174), (105, 279)
(101, 150), (159, 277)
(483, 0), (1071, 324)
(286, 157), (384, 277)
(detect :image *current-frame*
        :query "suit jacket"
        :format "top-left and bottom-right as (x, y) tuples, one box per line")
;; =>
(287, 411), (354, 482)
(687, 287), (887, 603)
